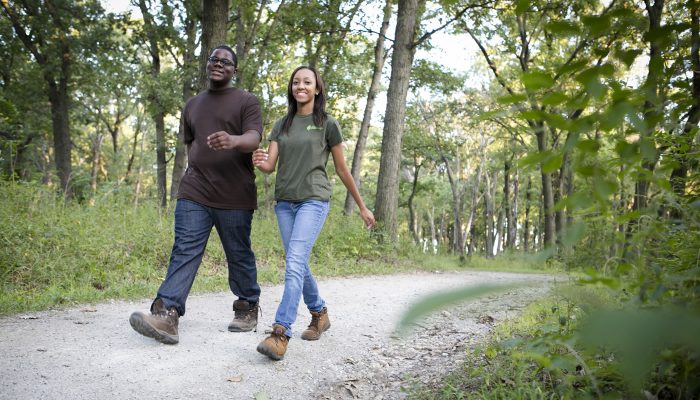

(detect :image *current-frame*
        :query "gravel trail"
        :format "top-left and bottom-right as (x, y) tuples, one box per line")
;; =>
(0, 270), (556, 400)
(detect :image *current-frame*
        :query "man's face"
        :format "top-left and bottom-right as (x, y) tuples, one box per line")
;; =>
(206, 48), (236, 85)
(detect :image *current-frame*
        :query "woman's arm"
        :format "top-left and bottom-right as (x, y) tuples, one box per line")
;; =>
(252, 141), (279, 174)
(331, 144), (375, 228)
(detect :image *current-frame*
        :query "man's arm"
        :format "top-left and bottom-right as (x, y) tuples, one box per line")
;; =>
(206, 129), (261, 152)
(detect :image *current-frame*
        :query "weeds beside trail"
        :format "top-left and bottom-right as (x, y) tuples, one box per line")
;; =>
(0, 182), (553, 314)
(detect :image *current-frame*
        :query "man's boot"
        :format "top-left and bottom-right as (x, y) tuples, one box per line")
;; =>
(129, 298), (179, 344)
(256, 324), (289, 360)
(227, 299), (258, 332)
(301, 307), (331, 340)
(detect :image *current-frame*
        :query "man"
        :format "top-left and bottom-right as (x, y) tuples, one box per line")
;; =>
(129, 45), (262, 344)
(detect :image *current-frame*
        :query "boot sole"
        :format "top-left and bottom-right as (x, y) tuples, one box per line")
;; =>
(301, 322), (331, 341)
(227, 324), (257, 332)
(129, 313), (179, 345)
(256, 343), (284, 360)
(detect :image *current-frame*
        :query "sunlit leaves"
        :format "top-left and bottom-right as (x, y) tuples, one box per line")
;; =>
(581, 14), (611, 35)
(545, 20), (580, 36)
(521, 71), (555, 91)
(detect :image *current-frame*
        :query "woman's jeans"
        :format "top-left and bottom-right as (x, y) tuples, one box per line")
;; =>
(274, 200), (330, 337)
(157, 199), (260, 316)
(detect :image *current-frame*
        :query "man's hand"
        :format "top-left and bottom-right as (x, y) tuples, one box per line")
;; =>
(207, 131), (237, 150)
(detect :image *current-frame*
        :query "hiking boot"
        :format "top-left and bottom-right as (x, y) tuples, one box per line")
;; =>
(129, 298), (179, 345)
(227, 299), (258, 332)
(256, 324), (289, 360)
(301, 307), (331, 341)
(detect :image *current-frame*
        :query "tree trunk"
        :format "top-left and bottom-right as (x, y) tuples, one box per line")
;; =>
(523, 176), (532, 252)
(47, 72), (72, 198)
(198, 0), (230, 91)
(625, 0), (665, 258)
(407, 161), (421, 244)
(509, 168), (519, 249)
(536, 122), (556, 247)
(89, 130), (104, 206)
(2, 1), (74, 198)
(669, 1), (699, 212)
(484, 171), (494, 258)
(344, 0), (392, 215)
(465, 162), (482, 257)
(503, 159), (512, 250)
(171, 3), (198, 201)
(374, 0), (423, 240)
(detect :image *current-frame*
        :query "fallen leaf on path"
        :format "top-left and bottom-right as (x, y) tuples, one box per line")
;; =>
(227, 375), (243, 383)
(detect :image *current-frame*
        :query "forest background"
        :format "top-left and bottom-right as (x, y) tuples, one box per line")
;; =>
(1, 0), (699, 398)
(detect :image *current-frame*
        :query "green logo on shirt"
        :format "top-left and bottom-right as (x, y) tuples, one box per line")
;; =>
(306, 125), (323, 132)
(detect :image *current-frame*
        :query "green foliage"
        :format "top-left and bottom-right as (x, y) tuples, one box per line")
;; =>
(396, 283), (523, 335)
(0, 181), (427, 314)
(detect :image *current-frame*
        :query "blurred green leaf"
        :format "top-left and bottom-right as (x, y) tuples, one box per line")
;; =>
(522, 71), (555, 91)
(593, 178), (618, 200)
(542, 153), (563, 173)
(497, 93), (528, 104)
(582, 14), (611, 35)
(615, 140), (638, 158)
(560, 222), (586, 246)
(576, 139), (601, 153)
(396, 283), (523, 334)
(515, 0), (530, 16)
(580, 307), (700, 392)
(614, 49), (643, 67)
(541, 92), (568, 106)
(546, 20), (580, 35)
(518, 151), (550, 168)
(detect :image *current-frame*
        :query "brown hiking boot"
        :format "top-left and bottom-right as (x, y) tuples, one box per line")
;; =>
(227, 299), (258, 332)
(256, 324), (289, 360)
(301, 307), (330, 341)
(129, 298), (179, 345)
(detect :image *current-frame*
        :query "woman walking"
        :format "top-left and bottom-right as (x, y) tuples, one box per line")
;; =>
(253, 66), (374, 360)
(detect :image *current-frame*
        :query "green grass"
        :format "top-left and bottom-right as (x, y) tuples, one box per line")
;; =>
(407, 284), (621, 400)
(1, 181), (551, 314)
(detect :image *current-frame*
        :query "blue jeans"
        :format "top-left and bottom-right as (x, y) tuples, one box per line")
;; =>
(156, 199), (260, 316)
(273, 200), (330, 337)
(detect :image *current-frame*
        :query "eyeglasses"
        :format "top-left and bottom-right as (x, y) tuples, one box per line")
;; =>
(208, 56), (235, 67)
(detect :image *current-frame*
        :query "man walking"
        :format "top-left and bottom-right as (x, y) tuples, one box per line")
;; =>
(129, 45), (262, 344)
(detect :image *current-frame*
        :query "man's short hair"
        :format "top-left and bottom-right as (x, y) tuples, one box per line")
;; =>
(212, 45), (237, 68)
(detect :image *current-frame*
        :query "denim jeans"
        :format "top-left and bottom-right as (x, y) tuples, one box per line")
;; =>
(273, 200), (330, 337)
(156, 199), (260, 316)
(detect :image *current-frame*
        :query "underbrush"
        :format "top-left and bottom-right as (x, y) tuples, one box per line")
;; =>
(408, 211), (700, 399)
(1, 181), (510, 314)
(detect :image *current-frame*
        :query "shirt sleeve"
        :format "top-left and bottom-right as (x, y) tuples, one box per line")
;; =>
(268, 118), (283, 142)
(241, 94), (263, 137)
(326, 117), (343, 148)
(182, 101), (193, 144)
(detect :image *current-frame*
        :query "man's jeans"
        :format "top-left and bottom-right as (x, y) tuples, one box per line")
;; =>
(157, 199), (260, 316)
(273, 200), (330, 337)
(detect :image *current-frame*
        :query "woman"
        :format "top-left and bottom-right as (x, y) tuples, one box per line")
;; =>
(253, 66), (375, 360)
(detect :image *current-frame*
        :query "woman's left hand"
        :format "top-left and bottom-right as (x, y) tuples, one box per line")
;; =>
(360, 208), (375, 229)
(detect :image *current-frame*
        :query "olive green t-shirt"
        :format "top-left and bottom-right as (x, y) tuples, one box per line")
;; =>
(269, 114), (343, 202)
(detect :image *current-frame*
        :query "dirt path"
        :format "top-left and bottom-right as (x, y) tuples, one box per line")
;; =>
(0, 270), (556, 400)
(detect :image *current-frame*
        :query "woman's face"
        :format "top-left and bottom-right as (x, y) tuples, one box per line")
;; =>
(291, 68), (317, 107)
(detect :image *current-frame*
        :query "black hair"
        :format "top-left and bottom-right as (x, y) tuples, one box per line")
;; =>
(211, 45), (237, 68)
(281, 66), (327, 134)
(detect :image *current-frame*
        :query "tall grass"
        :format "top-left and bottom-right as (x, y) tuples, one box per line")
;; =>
(0, 181), (443, 314)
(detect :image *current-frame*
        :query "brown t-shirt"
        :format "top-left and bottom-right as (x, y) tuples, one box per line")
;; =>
(177, 87), (263, 209)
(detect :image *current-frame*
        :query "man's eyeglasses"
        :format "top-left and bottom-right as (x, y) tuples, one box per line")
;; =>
(208, 56), (235, 67)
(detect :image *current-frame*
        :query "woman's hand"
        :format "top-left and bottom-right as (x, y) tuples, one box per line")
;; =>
(252, 148), (269, 166)
(252, 142), (278, 173)
(359, 207), (375, 229)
